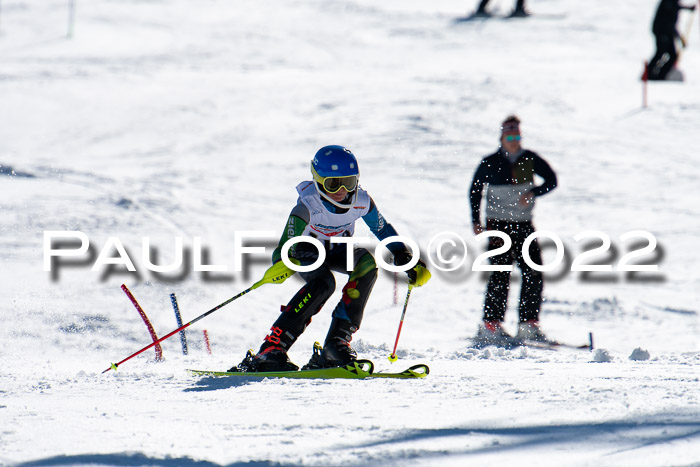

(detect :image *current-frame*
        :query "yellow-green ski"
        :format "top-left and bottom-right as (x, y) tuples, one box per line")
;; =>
(188, 360), (429, 379)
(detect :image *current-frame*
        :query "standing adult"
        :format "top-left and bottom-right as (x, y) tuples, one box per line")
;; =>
(469, 116), (557, 347)
(647, 0), (696, 80)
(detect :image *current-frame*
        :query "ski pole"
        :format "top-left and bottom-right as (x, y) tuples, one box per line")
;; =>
(678, 4), (697, 62)
(102, 260), (297, 374)
(388, 285), (413, 362)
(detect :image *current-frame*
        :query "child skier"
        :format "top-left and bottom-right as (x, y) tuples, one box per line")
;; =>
(230, 145), (430, 372)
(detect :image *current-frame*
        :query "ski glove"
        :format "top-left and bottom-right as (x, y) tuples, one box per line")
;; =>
(394, 250), (431, 287)
(407, 261), (431, 287)
(253, 258), (300, 289)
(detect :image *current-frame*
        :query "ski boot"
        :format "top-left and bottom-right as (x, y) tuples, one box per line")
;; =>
(509, 7), (530, 17)
(319, 318), (358, 368)
(473, 9), (492, 18)
(301, 319), (359, 369)
(301, 342), (325, 370)
(473, 320), (523, 349)
(302, 339), (358, 370)
(320, 336), (358, 367)
(228, 345), (298, 372)
(516, 320), (558, 345)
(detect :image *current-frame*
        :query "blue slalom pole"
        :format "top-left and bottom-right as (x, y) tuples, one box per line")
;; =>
(170, 293), (188, 355)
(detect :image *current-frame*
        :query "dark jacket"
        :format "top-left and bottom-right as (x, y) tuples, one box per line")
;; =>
(470, 148), (557, 224)
(653, 0), (682, 38)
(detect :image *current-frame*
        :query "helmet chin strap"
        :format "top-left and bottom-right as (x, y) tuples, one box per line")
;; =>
(315, 183), (357, 209)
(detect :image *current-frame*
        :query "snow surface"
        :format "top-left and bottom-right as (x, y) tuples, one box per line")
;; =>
(1, 0), (699, 465)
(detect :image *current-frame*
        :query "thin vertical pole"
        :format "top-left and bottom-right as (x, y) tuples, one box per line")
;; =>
(642, 61), (648, 108)
(203, 330), (212, 355)
(695, 0), (700, 44)
(122, 284), (164, 362)
(393, 272), (398, 306)
(67, 0), (75, 39)
(170, 293), (188, 355)
(388, 286), (413, 362)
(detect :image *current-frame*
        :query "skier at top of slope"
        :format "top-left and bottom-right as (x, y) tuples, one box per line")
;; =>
(230, 145), (431, 372)
(646, 0), (697, 80)
(474, 0), (529, 18)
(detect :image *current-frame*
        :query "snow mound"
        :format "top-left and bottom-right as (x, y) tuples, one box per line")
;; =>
(592, 349), (613, 363)
(629, 347), (651, 361)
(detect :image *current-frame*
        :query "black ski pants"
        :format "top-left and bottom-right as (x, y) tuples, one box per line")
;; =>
(482, 219), (543, 323)
(263, 240), (378, 351)
(648, 34), (677, 80)
(478, 0), (525, 13)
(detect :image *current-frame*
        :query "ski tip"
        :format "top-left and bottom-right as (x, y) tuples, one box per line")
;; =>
(388, 354), (398, 363)
(406, 364), (430, 377)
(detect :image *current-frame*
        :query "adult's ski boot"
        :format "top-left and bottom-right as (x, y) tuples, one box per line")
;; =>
(473, 320), (523, 349)
(516, 320), (558, 345)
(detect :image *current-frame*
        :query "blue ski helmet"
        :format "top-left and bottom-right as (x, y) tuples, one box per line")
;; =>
(310, 145), (360, 208)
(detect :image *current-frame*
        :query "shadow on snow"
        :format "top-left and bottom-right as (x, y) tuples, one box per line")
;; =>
(183, 375), (269, 391)
(342, 417), (700, 461)
(15, 452), (290, 467)
(12, 416), (700, 465)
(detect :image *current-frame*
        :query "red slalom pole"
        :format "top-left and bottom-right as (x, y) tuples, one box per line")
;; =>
(203, 330), (212, 355)
(102, 260), (298, 374)
(388, 285), (413, 362)
(122, 284), (163, 361)
(103, 285), (255, 373)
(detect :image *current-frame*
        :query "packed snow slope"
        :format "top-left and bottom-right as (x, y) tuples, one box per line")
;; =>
(1, 0), (699, 466)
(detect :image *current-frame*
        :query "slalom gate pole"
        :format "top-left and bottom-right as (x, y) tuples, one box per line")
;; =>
(642, 61), (648, 108)
(103, 286), (253, 373)
(102, 260), (298, 374)
(388, 285), (413, 362)
(122, 284), (163, 361)
(203, 330), (212, 355)
(170, 293), (188, 355)
(67, 0), (76, 39)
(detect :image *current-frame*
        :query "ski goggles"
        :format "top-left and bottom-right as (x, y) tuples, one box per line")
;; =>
(316, 174), (358, 194)
(504, 134), (521, 142)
